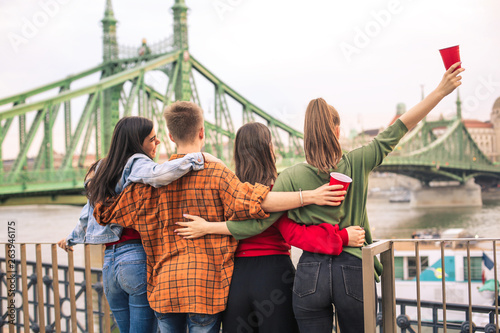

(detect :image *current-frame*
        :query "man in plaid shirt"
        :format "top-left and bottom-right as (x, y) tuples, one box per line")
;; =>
(94, 101), (334, 332)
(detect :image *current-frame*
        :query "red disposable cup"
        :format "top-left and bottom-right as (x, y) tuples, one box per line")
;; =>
(329, 172), (352, 191)
(439, 45), (461, 71)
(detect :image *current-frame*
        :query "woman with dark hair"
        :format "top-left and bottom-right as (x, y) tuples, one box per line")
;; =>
(177, 63), (464, 332)
(58, 116), (218, 333)
(176, 122), (365, 332)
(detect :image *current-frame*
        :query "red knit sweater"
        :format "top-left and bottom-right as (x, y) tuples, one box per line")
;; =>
(235, 213), (348, 257)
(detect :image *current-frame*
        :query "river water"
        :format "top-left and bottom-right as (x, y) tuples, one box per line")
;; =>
(1, 192), (499, 267)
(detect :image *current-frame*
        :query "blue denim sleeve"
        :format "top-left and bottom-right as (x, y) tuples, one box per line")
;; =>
(66, 201), (122, 246)
(123, 152), (205, 188)
(66, 202), (91, 246)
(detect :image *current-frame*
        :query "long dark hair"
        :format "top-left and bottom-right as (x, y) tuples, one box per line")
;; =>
(304, 98), (342, 174)
(234, 122), (277, 186)
(86, 116), (154, 206)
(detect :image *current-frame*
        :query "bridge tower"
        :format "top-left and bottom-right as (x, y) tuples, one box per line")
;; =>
(491, 97), (500, 162)
(101, 0), (118, 62)
(172, 0), (193, 102)
(100, 0), (121, 154)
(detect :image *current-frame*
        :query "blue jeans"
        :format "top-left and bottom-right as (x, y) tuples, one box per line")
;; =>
(155, 312), (222, 333)
(103, 243), (157, 333)
(292, 251), (368, 333)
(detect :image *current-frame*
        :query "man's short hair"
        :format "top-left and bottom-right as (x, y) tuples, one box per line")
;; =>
(163, 101), (204, 144)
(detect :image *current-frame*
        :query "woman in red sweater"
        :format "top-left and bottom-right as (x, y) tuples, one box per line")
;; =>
(176, 122), (365, 332)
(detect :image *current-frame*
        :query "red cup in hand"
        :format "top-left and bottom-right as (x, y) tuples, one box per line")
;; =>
(329, 172), (352, 191)
(439, 45), (461, 71)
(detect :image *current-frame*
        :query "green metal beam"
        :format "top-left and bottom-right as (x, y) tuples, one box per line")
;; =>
(10, 108), (47, 178)
(189, 55), (303, 139)
(79, 112), (95, 168)
(0, 51), (181, 120)
(145, 84), (233, 138)
(61, 93), (99, 170)
(0, 64), (104, 106)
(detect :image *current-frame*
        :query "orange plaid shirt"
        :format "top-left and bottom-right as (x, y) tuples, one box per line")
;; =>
(94, 154), (270, 314)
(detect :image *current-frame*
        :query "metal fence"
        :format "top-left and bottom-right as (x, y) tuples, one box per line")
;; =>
(2, 239), (499, 333)
(0, 243), (115, 333)
(363, 239), (500, 333)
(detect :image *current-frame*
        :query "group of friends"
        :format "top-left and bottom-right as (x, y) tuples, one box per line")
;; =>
(58, 63), (463, 333)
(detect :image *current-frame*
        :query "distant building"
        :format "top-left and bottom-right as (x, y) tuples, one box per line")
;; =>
(345, 103), (406, 151)
(489, 97), (500, 162)
(431, 97), (500, 162)
(462, 119), (496, 162)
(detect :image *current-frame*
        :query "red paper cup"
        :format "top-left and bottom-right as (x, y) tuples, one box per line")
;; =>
(329, 172), (352, 191)
(439, 45), (461, 71)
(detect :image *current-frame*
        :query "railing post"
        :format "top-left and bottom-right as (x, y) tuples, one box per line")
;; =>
(51, 244), (62, 333)
(102, 245), (111, 333)
(84, 244), (95, 333)
(362, 243), (376, 332)
(5, 244), (15, 333)
(68, 249), (78, 332)
(35, 244), (46, 333)
(20, 244), (30, 332)
(380, 241), (396, 333)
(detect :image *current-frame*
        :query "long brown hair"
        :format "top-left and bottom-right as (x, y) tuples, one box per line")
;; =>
(234, 122), (277, 186)
(304, 98), (342, 174)
(86, 116), (154, 206)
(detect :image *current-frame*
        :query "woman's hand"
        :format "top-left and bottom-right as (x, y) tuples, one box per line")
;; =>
(303, 183), (346, 206)
(57, 238), (73, 252)
(345, 226), (365, 247)
(435, 62), (464, 98)
(175, 214), (212, 239)
(202, 153), (226, 167)
(399, 62), (465, 130)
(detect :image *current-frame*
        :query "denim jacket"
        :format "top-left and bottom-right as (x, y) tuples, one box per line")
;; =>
(66, 152), (204, 246)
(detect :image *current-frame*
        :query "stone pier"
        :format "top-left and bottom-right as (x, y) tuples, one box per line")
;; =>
(410, 179), (482, 208)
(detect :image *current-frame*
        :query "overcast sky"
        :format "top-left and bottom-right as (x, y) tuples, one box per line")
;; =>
(1, 0), (500, 135)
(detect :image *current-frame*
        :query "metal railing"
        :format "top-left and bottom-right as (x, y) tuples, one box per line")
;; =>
(363, 239), (500, 333)
(0, 243), (115, 333)
(2, 239), (499, 332)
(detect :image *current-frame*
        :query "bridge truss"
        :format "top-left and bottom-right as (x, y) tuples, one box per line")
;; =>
(379, 116), (500, 185)
(0, 0), (304, 203)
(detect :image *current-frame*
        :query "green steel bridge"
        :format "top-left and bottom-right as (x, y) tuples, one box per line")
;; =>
(375, 97), (500, 186)
(0, 0), (304, 204)
(0, 0), (499, 205)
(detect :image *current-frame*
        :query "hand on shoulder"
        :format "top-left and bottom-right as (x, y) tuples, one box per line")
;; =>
(202, 153), (226, 167)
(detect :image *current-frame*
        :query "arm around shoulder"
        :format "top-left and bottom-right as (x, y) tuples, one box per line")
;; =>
(125, 152), (205, 188)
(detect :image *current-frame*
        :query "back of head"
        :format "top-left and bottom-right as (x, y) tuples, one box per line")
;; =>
(304, 98), (342, 174)
(234, 122), (277, 186)
(163, 101), (204, 144)
(87, 116), (153, 206)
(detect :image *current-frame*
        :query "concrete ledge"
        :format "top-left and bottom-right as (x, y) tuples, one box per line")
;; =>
(410, 180), (482, 208)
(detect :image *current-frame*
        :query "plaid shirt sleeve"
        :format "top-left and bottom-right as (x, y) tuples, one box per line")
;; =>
(216, 164), (270, 221)
(93, 185), (141, 229)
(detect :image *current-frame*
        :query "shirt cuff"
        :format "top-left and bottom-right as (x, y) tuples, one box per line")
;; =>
(248, 183), (271, 219)
(187, 152), (205, 171)
(339, 228), (349, 247)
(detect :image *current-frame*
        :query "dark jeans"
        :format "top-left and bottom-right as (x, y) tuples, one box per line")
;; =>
(222, 255), (299, 333)
(292, 251), (368, 333)
(155, 312), (222, 333)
